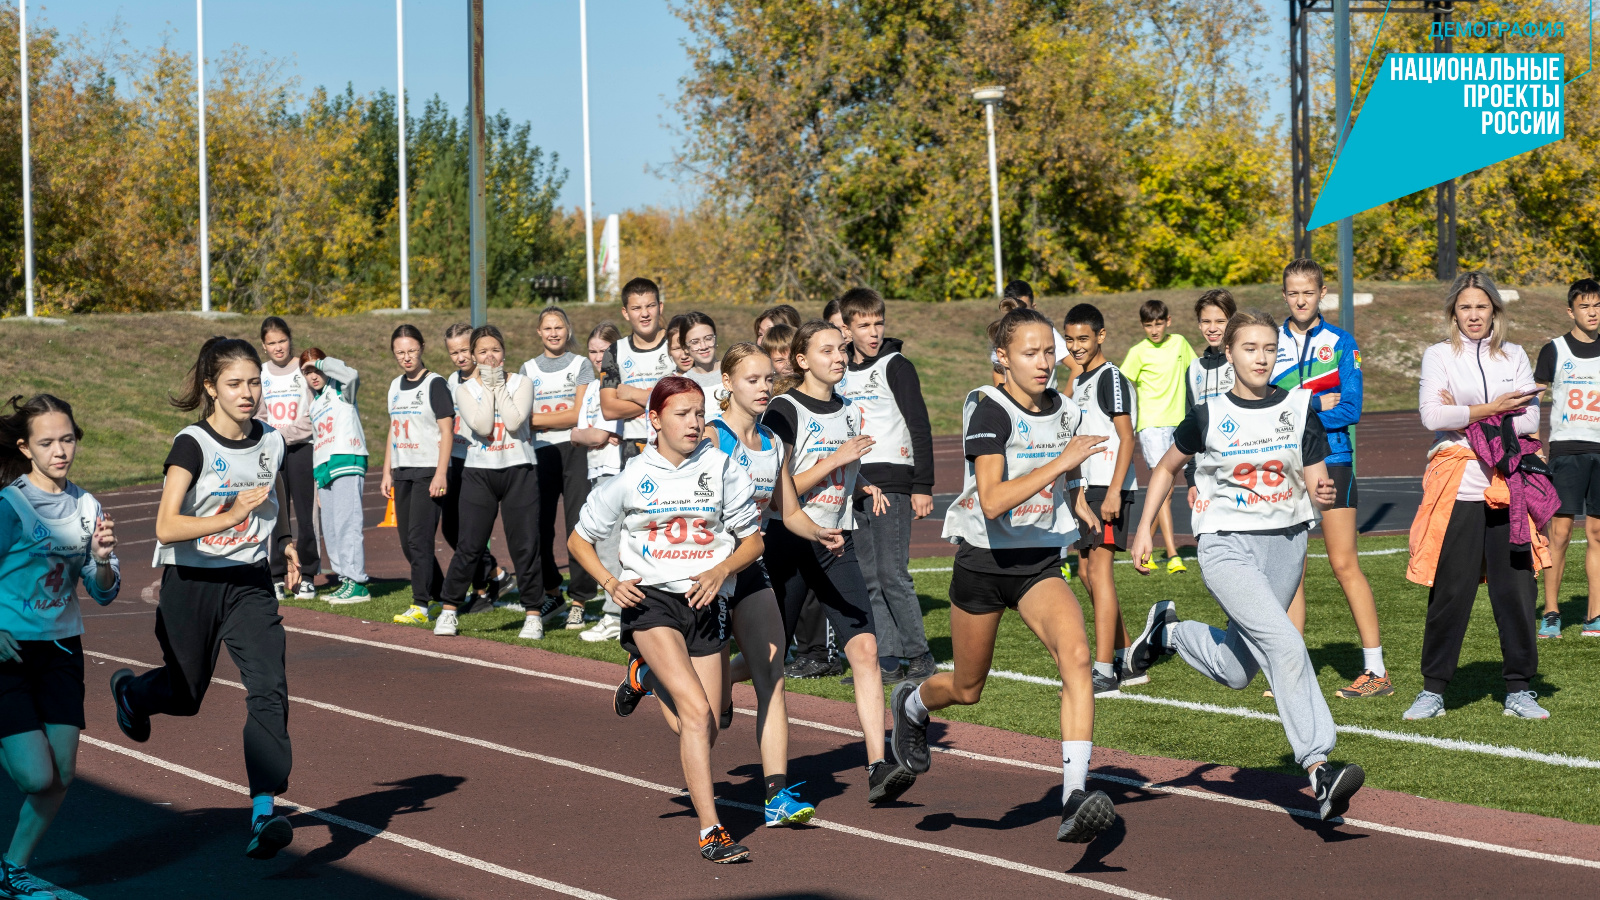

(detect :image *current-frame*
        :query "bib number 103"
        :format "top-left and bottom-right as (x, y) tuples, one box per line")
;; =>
(646, 517), (714, 545)
(1232, 460), (1285, 489)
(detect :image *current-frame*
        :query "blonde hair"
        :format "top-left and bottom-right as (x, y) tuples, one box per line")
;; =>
(537, 306), (576, 353)
(717, 342), (769, 412)
(1443, 271), (1509, 358)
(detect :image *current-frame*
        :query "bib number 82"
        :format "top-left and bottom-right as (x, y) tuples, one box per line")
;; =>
(1232, 460), (1286, 490)
(1566, 389), (1600, 412)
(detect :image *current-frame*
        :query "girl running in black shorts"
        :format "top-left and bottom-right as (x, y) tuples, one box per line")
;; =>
(0, 394), (120, 895)
(888, 307), (1117, 843)
(568, 376), (765, 863)
(110, 337), (300, 860)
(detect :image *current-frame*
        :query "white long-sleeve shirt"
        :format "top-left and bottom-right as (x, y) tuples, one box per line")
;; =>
(1418, 338), (1539, 501)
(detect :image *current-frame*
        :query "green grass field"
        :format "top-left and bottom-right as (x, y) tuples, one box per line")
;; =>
(285, 533), (1600, 827)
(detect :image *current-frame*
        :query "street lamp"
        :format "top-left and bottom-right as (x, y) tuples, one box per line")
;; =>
(972, 85), (1005, 299)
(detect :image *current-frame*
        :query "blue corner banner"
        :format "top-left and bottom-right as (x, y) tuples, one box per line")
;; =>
(1309, 53), (1565, 229)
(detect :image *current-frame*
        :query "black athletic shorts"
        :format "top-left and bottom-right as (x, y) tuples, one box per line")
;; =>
(728, 559), (773, 610)
(1326, 464), (1358, 511)
(0, 635), (86, 739)
(765, 521), (876, 649)
(1073, 486), (1134, 552)
(1550, 453), (1600, 516)
(620, 585), (729, 659)
(950, 561), (1063, 615)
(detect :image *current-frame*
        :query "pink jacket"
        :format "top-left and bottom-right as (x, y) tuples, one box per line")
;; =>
(1417, 338), (1539, 502)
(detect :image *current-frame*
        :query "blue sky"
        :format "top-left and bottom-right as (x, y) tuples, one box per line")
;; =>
(31, 0), (696, 214)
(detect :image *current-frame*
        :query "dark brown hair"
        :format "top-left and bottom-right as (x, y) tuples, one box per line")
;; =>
(1138, 299), (1170, 323)
(470, 324), (506, 355)
(1194, 289), (1237, 320)
(759, 323), (795, 358)
(986, 307), (1053, 353)
(391, 323), (426, 348)
(837, 287), (886, 326)
(444, 322), (474, 342)
(754, 305), (801, 336)
(259, 316), (291, 342)
(1282, 258), (1325, 290)
(0, 394), (83, 483)
(171, 337), (262, 417)
(1222, 310), (1279, 351)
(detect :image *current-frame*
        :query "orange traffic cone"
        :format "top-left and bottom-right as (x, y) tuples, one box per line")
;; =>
(379, 496), (397, 527)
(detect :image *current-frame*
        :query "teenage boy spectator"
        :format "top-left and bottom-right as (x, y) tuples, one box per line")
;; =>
(1183, 290), (1238, 510)
(837, 288), (937, 684)
(1121, 300), (1195, 573)
(1063, 303), (1138, 695)
(1534, 277), (1600, 638)
(599, 278), (674, 460)
(990, 280), (1069, 389)
(1272, 258), (1389, 699)
(760, 323), (797, 377)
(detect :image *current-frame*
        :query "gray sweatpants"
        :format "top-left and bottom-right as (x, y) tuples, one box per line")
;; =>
(591, 475), (623, 616)
(317, 474), (368, 584)
(1175, 528), (1335, 769)
(852, 494), (929, 660)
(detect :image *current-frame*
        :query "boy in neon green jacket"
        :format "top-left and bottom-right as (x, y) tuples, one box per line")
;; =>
(1121, 300), (1195, 572)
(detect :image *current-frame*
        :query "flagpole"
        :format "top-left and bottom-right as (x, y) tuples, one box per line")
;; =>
(196, 0), (211, 312)
(579, 0), (595, 304)
(19, 0), (35, 318)
(396, 0), (410, 310)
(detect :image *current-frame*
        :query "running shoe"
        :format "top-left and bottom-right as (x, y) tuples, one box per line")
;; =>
(1056, 788), (1116, 843)
(1503, 690), (1550, 719)
(580, 613), (621, 642)
(273, 581), (286, 602)
(1312, 763), (1364, 821)
(1401, 690), (1445, 721)
(1538, 611), (1562, 639)
(1585, 616), (1600, 637)
(432, 609), (458, 637)
(1124, 600), (1176, 678)
(1335, 670), (1394, 699)
(698, 824), (749, 863)
(904, 653), (938, 684)
(783, 656), (836, 680)
(1166, 555), (1187, 574)
(764, 785), (816, 827)
(1115, 657), (1149, 688)
(565, 601), (587, 630)
(327, 581), (372, 605)
(492, 595), (523, 611)
(0, 858), (55, 899)
(489, 567), (518, 601)
(1091, 667), (1120, 698)
(1060, 557), (1074, 580)
(518, 616), (544, 640)
(720, 699), (734, 730)
(536, 591), (568, 626)
(890, 681), (932, 773)
(393, 604), (431, 626)
(866, 759), (917, 804)
(294, 581), (318, 601)
(109, 668), (149, 743)
(615, 657), (651, 717)
(244, 813), (293, 860)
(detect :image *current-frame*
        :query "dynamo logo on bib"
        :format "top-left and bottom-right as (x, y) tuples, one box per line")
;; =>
(807, 420), (823, 436)
(639, 475), (657, 496)
(211, 455), (229, 476)
(1017, 418), (1033, 448)
(1218, 416), (1240, 440)
(30, 521), (49, 542)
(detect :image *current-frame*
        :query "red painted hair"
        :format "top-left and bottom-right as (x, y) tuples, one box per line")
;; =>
(648, 375), (705, 417)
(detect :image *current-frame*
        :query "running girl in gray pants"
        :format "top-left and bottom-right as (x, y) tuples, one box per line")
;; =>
(1125, 310), (1366, 822)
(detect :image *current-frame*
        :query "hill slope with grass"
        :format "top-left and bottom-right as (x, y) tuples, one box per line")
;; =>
(0, 281), (1576, 491)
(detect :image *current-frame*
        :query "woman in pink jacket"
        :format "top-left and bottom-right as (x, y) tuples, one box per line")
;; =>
(1408, 272), (1548, 721)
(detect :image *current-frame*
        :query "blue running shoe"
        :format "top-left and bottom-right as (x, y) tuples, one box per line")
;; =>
(1538, 611), (1562, 639)
(1583, 616), (1600, 637)
(764, 784), (815, 827)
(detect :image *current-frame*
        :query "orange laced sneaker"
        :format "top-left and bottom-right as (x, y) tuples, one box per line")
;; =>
(699, 824), (750, 863)
(1335, 670), (1394, 699)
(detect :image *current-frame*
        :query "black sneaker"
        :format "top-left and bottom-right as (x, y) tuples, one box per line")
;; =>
(109, 668), (150, 743)
(1057, 788), (1116, 843)
(1091, 667), (1120, 698)
(866, 759), (917, 804)
(904, 653), (938, 684)
(889, 681), (931, 773)
(1313, 762), (1365, 821)
(784, 656), (833, 680)
(0, 857), (53, 899)
(615, 658), (651, 718)
(1125, 600), (1176, 678)
(245, 813), (293, 860)
(720, 699), (734, 730)
(698, 824), (750, 863)
(536, 591), (568, 626)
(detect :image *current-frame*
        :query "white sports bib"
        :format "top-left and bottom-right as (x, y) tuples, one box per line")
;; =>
(459, 373), (537, 469)
(1549, 338), (1600, 444)
(0, 485), (97, 618)
(943, 386), (1083, 550)
(1187, 358), (1236, 407)
(155, 425), (286, 567)
(838, 353), (914, 468)
(310, 385), (367, 467)
(388, 372), (448, 469)
(1190, 389), (1315, 534)
(523, 355), (588, 448)
(772, 393), (861, 531)
(613, 337), (674, 440)
(261, 366), (308, 440)
(1073, 365), (1137, 491)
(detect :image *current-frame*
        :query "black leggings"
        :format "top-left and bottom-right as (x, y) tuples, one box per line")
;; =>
(1421, 501), (1539, 695)
(535, 442), (597, 601)
(441, 465), (541, 609)
(393, 463), (498, 605)
(765, 522), (876, 649)
(271, 441), (320, 579)
(125, 563), (291, 796)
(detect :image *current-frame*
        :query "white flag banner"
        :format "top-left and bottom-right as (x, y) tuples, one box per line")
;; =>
(599, 214), (620, 300)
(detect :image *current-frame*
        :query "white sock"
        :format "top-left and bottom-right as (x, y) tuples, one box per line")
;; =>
(1062, 741), (1093, 798)
(699, 824), (719, 840)
(906, 684), (930, 724)
(1092, 660), (1114, 679)
(1362, 646), (1386, 677)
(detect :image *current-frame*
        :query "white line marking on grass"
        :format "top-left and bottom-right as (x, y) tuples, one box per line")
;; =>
(910, 541), (1588, 572)
(932, 663), (1600, 770)
(79, 736), (619, 900)
(115, 632), (1600, 870)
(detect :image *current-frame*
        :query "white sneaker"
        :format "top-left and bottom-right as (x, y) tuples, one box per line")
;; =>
(273, 582), (286, 602)
(580, 613), (621, 642)
(492, 597), (523, 611)
(518, 615), (545, 640)
(433, 609), (459, 636)
(294, 581), (318, 601)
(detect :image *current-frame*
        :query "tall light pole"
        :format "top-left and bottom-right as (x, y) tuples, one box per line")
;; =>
(579, 0), (596, 304)
(1334, 0), (1353, 334)
(467, 0), (486, 327)
(19, 1), (35, 318)
(396, 0), (410, 310)
(196, 0), (211, 313)
(973, 85), (1005, 299)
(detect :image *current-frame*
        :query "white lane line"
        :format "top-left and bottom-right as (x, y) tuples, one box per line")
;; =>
(117, 633), (1600, 869)
(931, 662), (1600, 770)
(85, 652), (1167, 898)
(909, 540), (1589, 572)
(79, 736), (618, 900)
